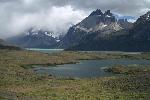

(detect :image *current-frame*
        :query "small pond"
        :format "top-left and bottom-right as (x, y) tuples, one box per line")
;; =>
(33, 59), (150, 78)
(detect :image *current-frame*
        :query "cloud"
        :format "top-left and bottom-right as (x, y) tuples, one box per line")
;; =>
(47, 0), (150, 16)
(128, 19), (137, 23)
(0, 0), (150, 38)
(0, 1), (87, 38)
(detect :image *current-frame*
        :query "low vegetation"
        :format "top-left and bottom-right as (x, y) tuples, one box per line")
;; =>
(104, 65), (150, 99)
(104, 65), (150, 75)
(0, 49), (150, 99)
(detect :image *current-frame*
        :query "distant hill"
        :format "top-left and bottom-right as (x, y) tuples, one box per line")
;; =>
(0, 39), (20, 50)
(7, 28), (58, 48)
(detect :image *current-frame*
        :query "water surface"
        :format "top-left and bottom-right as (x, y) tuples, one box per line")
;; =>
(26, 48), (63, 53)
(33, 59), (150, 78)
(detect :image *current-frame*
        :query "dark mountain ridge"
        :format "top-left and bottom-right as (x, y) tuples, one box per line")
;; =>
(66, 10), (150, 52)
(58, 9), (133, 49)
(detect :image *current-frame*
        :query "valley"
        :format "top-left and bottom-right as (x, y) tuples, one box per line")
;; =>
(0, 4), (150, 100)
(0, 49), (150, 99)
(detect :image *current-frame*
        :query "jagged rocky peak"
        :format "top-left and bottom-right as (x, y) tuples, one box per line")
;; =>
(103, 10), (116, 23)
(89, 9), (103, 16)
(73, 9), (123, 32)
(141, 11), (150, 21)
(89, 9), (114, 18)
(104, 10), (113, 16)
(136, 11), (150, 24)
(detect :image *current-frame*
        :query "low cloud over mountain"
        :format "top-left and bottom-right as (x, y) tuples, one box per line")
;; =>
(0, 0), (150, 38)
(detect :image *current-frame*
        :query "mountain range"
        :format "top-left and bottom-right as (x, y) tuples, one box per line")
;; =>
(62, 10), (150, 52)
(6, 9), (150, 51)
(58, 9), (133, 49)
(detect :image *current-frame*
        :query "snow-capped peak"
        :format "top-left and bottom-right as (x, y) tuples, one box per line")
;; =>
(141, 11), (150, 21)
(24, 28), (58, 38)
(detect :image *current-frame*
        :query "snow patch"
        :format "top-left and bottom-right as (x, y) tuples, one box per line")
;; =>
(45, 32), (52, 36)
(106, 15), (111, 17)
(56, 39), (60, 42)
(103, 25), (107, 27)
(146, 14), (150, 20)
(44, 31), (57, 38)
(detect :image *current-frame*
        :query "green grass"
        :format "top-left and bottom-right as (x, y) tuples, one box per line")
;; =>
(104, 65), (150, 75)
(0, 49), (150, 99)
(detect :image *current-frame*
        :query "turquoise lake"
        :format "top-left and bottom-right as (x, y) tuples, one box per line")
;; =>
(28, 49), (150, 78)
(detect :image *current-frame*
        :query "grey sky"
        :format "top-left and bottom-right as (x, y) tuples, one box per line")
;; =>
(0, 0), (150, 38)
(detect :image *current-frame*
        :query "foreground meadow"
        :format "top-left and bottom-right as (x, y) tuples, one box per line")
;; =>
(0, 50), (150, 100)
